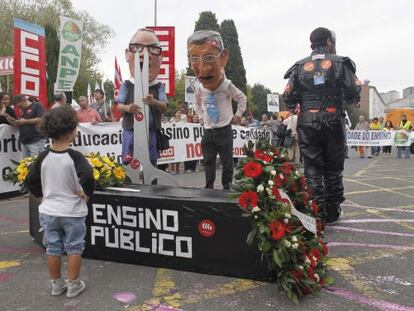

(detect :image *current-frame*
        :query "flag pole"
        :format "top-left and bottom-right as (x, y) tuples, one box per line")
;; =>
(154, 0), (157, 26)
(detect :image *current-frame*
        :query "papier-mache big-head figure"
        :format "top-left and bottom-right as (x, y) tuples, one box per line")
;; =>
(187, 30), (229, 92)
(125, 28), (163, 82)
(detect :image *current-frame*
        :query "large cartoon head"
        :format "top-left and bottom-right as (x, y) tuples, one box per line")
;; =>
(187, 30), (229, 91)
(125, 28), (162, 82)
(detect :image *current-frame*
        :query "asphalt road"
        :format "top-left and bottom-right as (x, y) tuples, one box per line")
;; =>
(1, 149), (414, 311)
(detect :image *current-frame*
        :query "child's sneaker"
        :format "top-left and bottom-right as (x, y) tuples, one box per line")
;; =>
(66, 279), (85, 298)
(51, 278), (67, 296)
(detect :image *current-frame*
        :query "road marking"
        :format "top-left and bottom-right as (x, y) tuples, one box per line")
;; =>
(326, 286), (414, 311)
(0, 197), (27, 205)
(338, 218), (414, 224)
(329, 242), (414, 251)
(344, 178), (414, 200)
(0, 230), (29, 236)
(330, 226), (414, 237)
(0, 261), (21, 269)
(342, 203), (414, 211)
(353, 158), (379, 177)
(346, 185), (414, 196)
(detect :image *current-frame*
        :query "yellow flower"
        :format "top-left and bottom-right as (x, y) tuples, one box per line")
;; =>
(113, 166), (126, 180)
(103, 156), (115, 167)
(105, 169), (112, 178)
(18, 167), (28, 182)
(93, 168), (100, 180)
(90, 158), (103, 168)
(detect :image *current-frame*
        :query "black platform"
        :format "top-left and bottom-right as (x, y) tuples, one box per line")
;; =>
(29, 185), (273, 281)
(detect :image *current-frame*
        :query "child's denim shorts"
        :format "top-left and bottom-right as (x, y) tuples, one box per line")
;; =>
(39, 213), (86, 256)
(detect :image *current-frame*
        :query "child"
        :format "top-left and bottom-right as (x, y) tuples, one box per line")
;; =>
(25, 106), (95, 298)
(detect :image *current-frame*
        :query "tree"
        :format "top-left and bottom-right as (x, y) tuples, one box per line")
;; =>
(220, 20), (247, 94)
(0, 0), (114, 103)
(103, 80), (114, 103)
(251, 83), (272, 118)
(186, 11), (220, 75)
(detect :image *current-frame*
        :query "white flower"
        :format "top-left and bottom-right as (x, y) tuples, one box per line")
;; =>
(312, 256), (318, 262)
(257, 184), (264, 192)
(251, 206), (261, 213)
(291, 236), (297, 242)
(284, 218), (289, 224)
(268, 152), (274, 156)
(284, 213), (291, 219)
(292, 243), (299, 249)
(305, 256), (311, 264)
(284, 240), (291, 248)
(298, 265), (304, 270)
(254, 215), (258, 219)
(314, 273), (320, 282)
(268, 180), (274, 186)
(270, 170), (276, 176)
(266, 188), (273, 196)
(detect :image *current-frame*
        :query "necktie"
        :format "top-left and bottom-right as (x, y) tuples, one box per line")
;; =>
(207, 93), (219, 124)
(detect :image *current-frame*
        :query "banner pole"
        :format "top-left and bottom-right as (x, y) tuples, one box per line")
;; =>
(154, 0), (157, 26)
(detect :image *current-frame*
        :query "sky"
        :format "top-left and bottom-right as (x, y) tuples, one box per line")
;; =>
(71, 0), (414, 95)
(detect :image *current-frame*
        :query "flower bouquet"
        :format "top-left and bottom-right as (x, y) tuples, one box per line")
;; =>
(4, 156), (37, 192)
(5, 153), (126, 191)
(84, 152), (126, 189)
(231, 139), (333, 303)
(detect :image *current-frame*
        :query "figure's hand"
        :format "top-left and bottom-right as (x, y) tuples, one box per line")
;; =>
(128, 104), (141, 114)
(143, 94), (157, 107)
(232, 115), (241, 125)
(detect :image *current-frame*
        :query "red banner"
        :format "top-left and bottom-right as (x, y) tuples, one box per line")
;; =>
(147, 26), (175, 97)
(13, 18), (47, 107)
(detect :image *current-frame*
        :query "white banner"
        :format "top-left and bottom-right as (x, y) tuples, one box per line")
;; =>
(0, 123), (271, 194)
(0, 125), (23, 194)
(267, 94), (279, 113)
(54, 16), (83, 92)
(347, 130), (411, 147)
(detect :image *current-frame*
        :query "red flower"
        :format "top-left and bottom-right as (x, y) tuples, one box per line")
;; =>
(291, 269), (304, 280)
(307, 266), (315, 279)
(282, 162), (292, 175)
(238, 191), (259, 209)
(301, 287), (313, 295)
(254, 149), (272, 163)
(311, 200), (319, 214)
(272, 187), (282, 201)
(302, 191), (309, 205)
(319, 240), (329, 255)
(300, 175), (307, 187)
(268, 220), (291, 240)
(309, 248), (321, 266)
(274, 174), (285, 187)
(243, 161), (263, 178)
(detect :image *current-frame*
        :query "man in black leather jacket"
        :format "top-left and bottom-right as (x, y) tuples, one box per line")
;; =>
(283, 27), (361, 224)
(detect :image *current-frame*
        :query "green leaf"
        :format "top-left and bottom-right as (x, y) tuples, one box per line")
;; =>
(323, 276), (335, 286)
(273, 249), (282, 268)
(262, 242), (271, 253)
(291, 292), (299, 304)
(246, 229), (257, 245)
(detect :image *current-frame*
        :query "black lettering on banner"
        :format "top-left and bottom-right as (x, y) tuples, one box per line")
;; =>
(232, 129), (237, 139)
(101, 134), (109, 145)
(92, 134), (100, 146)
(90, 204), (193, 258)
(0, 135), (21, 153)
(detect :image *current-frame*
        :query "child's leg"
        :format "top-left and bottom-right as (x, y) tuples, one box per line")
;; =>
(48, 255), (62, 279)
(67, 254), (82, 281)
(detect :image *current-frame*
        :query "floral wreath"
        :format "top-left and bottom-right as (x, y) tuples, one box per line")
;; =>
(231, 139), (333, 303)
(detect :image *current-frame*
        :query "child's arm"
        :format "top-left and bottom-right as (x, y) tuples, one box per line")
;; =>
(24, 151), (49, 197)
(69, 150), (96, 198)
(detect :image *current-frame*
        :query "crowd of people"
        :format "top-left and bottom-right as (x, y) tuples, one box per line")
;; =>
(354, 114), (412, 159)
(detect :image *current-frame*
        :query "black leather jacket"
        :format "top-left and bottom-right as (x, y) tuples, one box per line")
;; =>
(283, 47), (361, 112)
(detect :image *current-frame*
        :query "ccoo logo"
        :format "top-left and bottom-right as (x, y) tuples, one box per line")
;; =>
(198, 219), (216, 238)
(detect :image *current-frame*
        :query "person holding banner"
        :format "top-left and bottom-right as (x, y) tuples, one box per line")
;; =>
(283, 27), (361, 225)
(12, 94), (46, 157)
(188, 30), (247, 190)
(91, 89), (112, 122)
(0, 92), (16, 125)
(115, 28), (167, 166)
(397, 114), (412, 159)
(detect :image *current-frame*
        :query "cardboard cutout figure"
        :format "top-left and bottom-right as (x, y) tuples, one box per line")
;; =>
(187, 30), (246, 190)
(116, 28), (180, 186)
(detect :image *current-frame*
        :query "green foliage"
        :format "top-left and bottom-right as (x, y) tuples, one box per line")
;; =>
(166, 71), (185, 117)
(103, 79), (114, 103)
(220, 19), (247, 94)
(251, 83), (272, 117)
(0, 0), (113, 103)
